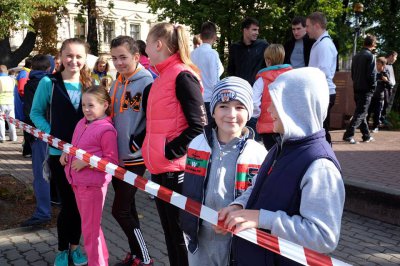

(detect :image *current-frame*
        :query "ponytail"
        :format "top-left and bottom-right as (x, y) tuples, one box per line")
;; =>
(148, 23), (200, 75)
(174, 25), (200, 75)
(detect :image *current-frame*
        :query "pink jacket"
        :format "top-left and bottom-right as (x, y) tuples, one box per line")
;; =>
(65, 116), (118, 187)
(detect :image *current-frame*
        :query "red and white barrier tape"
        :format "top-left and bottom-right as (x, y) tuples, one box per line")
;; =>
(3, 114), (351, 266)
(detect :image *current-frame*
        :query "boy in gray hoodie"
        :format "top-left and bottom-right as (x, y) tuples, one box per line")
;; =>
(109, 36), (154, 266)
(218, 68), (345, 266)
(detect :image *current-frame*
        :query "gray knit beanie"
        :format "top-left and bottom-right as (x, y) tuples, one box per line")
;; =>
(210, 76), (254, 120)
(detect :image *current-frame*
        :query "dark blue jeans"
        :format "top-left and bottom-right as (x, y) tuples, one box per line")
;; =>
(367, 96), (384, 128)
(344, 92), (373, 140)
(30, 138), (51, 220)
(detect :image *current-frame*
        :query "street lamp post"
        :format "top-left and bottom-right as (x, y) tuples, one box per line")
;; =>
(353, 3), (364, 56)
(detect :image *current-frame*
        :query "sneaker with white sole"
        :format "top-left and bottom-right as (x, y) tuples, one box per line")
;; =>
(70, 246), (88, 266)
(362, 136), (375, 143)
(343, 137), (357, 144)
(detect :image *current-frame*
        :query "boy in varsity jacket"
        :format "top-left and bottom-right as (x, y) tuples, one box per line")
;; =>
(180, 76), (267, 266)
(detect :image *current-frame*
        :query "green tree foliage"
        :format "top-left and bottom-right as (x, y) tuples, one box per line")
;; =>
(143, 0), (345, 63)
(0, 0), (65, 39)
(354, 1), (399, 54)
(0, 0), (65, 67)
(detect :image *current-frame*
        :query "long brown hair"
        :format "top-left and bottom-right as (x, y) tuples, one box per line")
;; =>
(148, 22), (200, 75)
(59, 38), (92, 89)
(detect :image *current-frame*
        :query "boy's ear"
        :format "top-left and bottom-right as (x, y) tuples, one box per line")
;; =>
(133, 53), (140, 62)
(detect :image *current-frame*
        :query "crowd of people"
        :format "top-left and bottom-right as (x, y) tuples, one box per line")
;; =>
(0, 9), (397, 266)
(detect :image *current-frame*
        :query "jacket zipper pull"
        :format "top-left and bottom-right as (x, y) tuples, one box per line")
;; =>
(267, 159), (276, 175)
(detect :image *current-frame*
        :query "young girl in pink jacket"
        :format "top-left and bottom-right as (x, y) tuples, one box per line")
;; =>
(60, 86), (118, 266)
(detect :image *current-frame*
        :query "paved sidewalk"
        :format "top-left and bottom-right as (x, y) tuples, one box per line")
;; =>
(331, 129), (400, 193)
(1, 130), (400, 265)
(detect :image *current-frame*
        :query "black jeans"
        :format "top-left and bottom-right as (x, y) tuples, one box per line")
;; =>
(152, 172), (188, 266)
(48, 155), (81, 251)
(111, 166), (151, 262)
(367, 96), (384, 128)
(323, 94), (336, 144)
(344, 92), (373, 140)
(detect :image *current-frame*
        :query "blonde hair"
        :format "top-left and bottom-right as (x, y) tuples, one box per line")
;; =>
(94, 56), (110, 73)
(148, 22), (200, 75)
(264, 44), (285, 66)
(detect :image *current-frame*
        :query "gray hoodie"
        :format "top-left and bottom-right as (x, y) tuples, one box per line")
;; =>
(109, 64), (153, 166)
(233, 67), (345, 253)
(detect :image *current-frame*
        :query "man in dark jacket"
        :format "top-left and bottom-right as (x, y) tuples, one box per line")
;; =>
(284, 16), (315, 68)
(21, 54), (54, 227)
(228, 17), (268, 140)
(343, 35), (377, 144)
(227, 17), (268, 86)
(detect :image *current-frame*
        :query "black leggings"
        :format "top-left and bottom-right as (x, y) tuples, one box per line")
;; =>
(112, 166), (151, 262)
(48, 155), (81, 251)
(152, 172), (188, 266)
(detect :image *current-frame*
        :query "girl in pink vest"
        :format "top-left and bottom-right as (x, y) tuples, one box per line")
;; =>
(60, 86), (118, 266)
(143, 23), (207, 266)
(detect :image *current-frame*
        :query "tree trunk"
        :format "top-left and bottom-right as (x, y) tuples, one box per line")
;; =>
(0, 32), (37, 68)
(87, 0), (99, 55)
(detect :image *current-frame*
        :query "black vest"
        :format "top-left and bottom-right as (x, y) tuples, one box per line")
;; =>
(49, 72), (83, 144)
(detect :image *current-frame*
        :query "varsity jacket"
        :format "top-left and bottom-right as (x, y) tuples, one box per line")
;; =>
(109, 64), (153, 168)
(180, 125), (267, 253)
(65, 116), (118, 187)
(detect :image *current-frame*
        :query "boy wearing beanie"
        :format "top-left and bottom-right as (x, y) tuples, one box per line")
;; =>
(218, 68), (345, 266)
(180, 76), (267, 266)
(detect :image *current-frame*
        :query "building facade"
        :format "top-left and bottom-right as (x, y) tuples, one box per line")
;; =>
(58, 0), (158, 54)
(10, 0), (159, 55)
